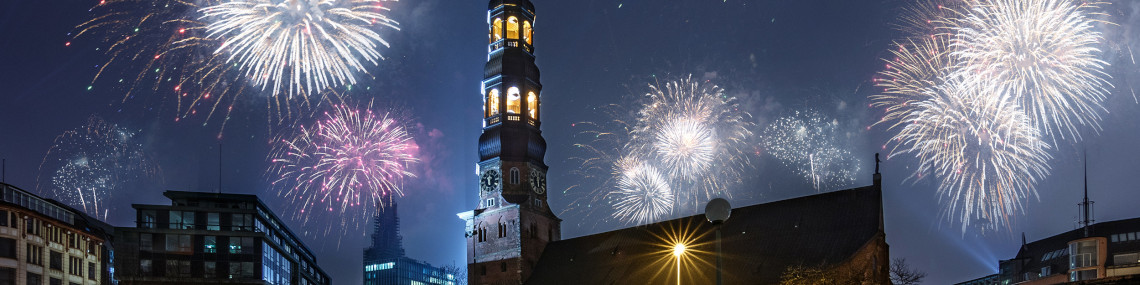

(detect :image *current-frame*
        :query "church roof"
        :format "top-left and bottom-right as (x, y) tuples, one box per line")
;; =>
(526, 182), (884, 284)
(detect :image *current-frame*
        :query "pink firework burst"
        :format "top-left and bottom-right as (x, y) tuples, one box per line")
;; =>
(268, 102), (418, 239)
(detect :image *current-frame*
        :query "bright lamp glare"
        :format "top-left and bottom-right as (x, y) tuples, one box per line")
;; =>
(672, 243), (686, 257)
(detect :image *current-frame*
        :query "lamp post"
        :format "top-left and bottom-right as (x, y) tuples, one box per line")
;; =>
(704, 198), (731, 285)
(673, 243), (686, 285)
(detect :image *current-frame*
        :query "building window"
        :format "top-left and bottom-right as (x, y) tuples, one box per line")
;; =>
(232, 214), (253, 231)
(1070, 240), (1098, 269)
(510, 168), (520, 184)
(140, 259), (152, 275)
(48, 278), (60, 285)
(527, 92), (538, 119)
(166, 260), (190, 278)
(486, 198), (495, 208)
(0, 267), (11, 285)
(487, 89), (500, 116)
(1114, 252), (1140, 266)
(535, 198), (543, 208)
(140, 233), (153, 252)
(166, 234), (191, 253)
(481, 265), (486, 276)
(49, 251), (62, 270)
(492, 18), (503, 42)
(229, 237), (254, 254)
(140, 210), (156, 228)
(169, 211), (194, 229)
(208, 213), (220, 230)
(0, 210), (7, 227)
(87, 262), (95, 280)
(204, 236), (217, 253)
(205, 261), (217, 279)
(1070, 269), (1097, 282)
(68, 257), (82, 276)
(498, 223), (505, 238)
(0, 238), (14, 259)
(506, 16), (519, 39)
(26, 245), (42, 265)
(26, 272), (41, 285)
(506, 87), (522, 114)
(523, 21), (532, 45)
(501, 261), (507, 272)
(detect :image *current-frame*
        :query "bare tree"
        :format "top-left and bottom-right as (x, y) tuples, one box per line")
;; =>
(440, 262), (467, 285)
(889, 258), (926, 285)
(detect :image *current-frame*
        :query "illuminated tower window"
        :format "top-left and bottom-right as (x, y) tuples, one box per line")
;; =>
(523, 21), (532, 45)
(487, 89), (500, 117)
(506, 87), (521, 114)
(507, 16), (519, 39)
(527, 92), (538, 119)
(492, 18), (503, 42)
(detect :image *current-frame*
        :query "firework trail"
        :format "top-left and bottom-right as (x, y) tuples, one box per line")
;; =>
(949, 0), (1112, 142)
(267, 101), (418, 238)
(200, 0), (399, 97)
(762, 110), (862, 192)
(609, 155), (674, 226)
(73, 0), (398, 130)
(36, 116), (161, 220)
(564, 75), (755, 227)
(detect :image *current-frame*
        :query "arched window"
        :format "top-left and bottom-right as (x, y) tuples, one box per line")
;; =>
(487, 89), (500, 117)
(492, 18), (503, 42)
(523, 21), (532, 45)
(506, 87), (521, 114)
(507, 16), (519, 39)
(527, 92), (538, 119)
(513, 169), (521, 184)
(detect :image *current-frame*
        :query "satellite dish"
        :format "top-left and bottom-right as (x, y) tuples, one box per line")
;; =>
(704, 198), (731, 225)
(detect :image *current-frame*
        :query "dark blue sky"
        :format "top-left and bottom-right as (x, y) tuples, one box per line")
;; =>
(2, 0), (1140, 284)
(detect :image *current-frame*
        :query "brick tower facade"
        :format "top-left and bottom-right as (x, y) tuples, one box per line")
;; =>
(457, 1), (560, 284)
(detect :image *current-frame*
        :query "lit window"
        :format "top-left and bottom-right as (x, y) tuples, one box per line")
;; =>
(506, 16), (519, 39)
(1112, 234), (1119, 243)
(527, 92), (538, 119)
(523, 21), (532, 45)
(487, 89), (500, 116)
(492, 18), (503, 41)
(1131, 232), (1138, 241)
(506, 87), (521, 114)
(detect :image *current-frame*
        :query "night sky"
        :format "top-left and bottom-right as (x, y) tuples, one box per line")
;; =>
(2, 0), (1140, 284)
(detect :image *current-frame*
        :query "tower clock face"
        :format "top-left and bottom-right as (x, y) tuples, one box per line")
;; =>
(480, 170), (501, 192)
(529, 168), (546, 195)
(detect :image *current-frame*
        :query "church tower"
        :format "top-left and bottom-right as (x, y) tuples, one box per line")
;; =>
(458, 0), (560, 284)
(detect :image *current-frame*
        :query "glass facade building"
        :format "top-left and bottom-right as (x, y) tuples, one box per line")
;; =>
(113, 191), (329, 285)
(363, 257), (456, 285)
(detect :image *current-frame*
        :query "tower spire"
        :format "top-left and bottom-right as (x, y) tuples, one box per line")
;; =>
(1079, 150), (1094, 237)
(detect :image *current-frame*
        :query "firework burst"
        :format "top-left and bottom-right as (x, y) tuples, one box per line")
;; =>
(200, 0), (399, 97)
(609, 155), (674, 226)
(762, 110), (862, 192)
(890, 80), (1052, 232)
(73, 0), (398, 131)
(36, 116), (161, 220)
(267, 101), (417, 238)
(949, 0), (1112, 141)
(564, 75), (755, 227)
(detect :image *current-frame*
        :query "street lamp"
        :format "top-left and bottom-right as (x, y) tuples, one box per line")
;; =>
(705, 198), (731, 285)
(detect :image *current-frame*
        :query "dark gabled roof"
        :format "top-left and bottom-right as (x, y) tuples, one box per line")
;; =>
(526, 183), (884, 285)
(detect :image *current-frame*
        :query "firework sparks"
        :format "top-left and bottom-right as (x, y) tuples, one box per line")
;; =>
(763, 110), (862, 192)
(564, 75), (755, 227)
(609, 156), (674, 226)
(890, 80), (1052, 232)
(37, 116), (160, 220)
(200, 0), (399, 97)
(949, 0), (1112, 141)
(267, 102), (418, 238)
